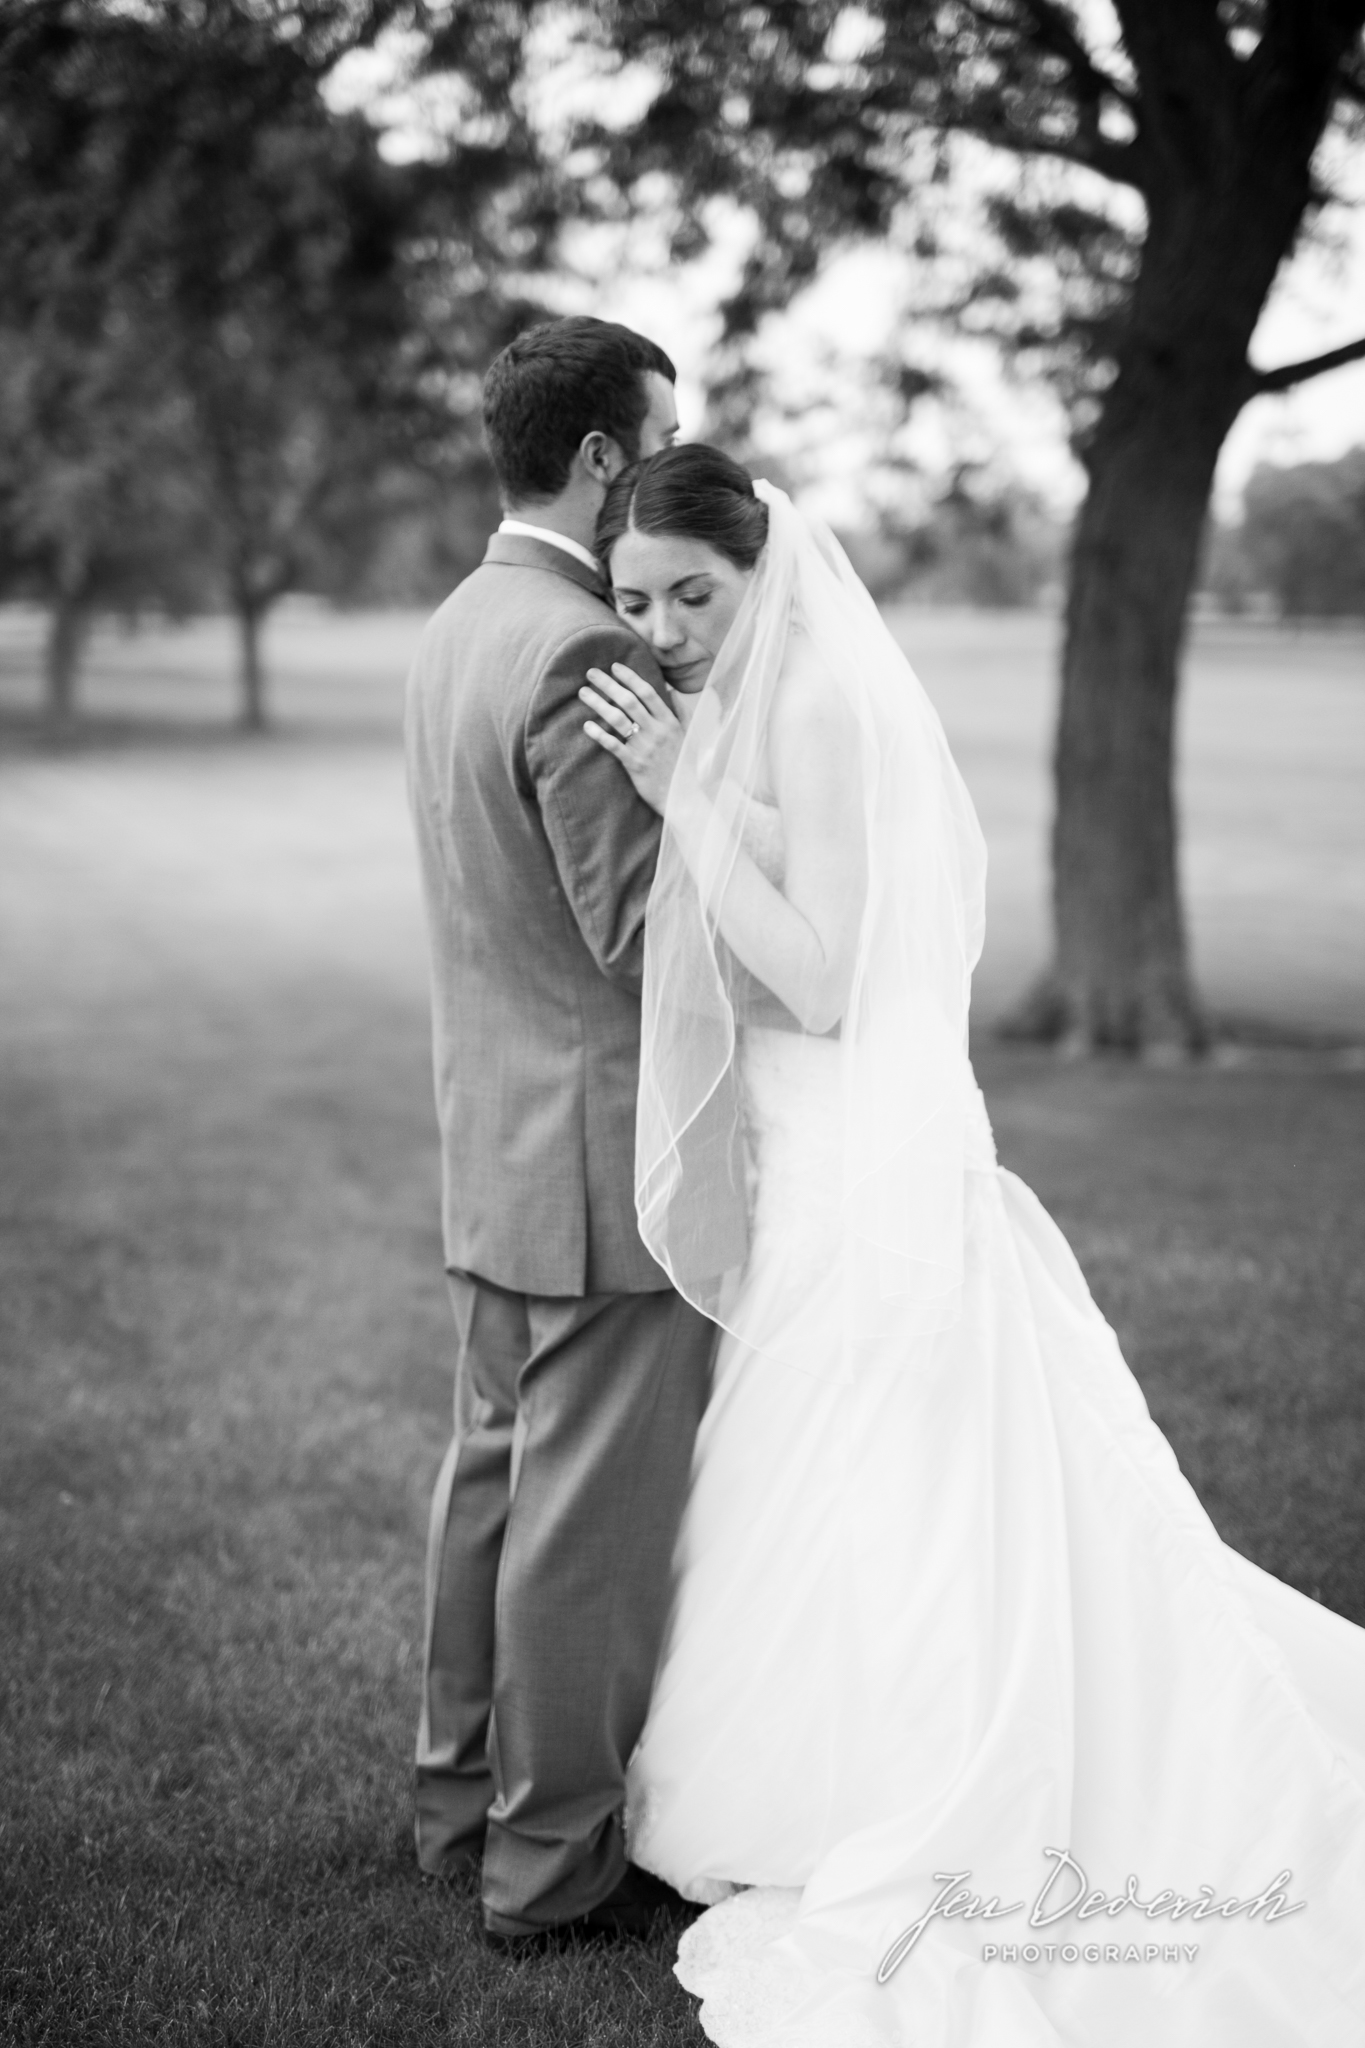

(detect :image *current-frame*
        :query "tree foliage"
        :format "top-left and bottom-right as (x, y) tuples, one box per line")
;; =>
(0, 4), (207, 712)
(842, 468), (1064, 605)
(534, 2), (1365, 425)
(0, 0), (546, 725)
(1236, 446), (1365, 617)
(413, 0), (1365, 1050)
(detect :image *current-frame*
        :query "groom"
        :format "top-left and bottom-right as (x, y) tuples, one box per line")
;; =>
(404, 317), (718, 1947)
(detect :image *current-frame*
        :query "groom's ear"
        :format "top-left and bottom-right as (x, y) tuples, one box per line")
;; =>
(578, 429), (628, 487)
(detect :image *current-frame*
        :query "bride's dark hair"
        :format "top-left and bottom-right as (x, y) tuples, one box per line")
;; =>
(595, 444), (769, 571)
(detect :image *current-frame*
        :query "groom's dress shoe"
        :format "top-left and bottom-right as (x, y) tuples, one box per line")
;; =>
(481, 1863), (695, 1953)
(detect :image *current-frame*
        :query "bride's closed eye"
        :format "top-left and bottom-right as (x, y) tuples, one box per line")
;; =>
(615, 590), (715, 618)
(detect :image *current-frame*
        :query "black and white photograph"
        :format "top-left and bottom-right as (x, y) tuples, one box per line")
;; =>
(2, 3), (1365, 2044)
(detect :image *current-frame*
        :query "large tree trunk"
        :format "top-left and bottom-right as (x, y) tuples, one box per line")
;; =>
(43, 586), (92, 729)
(1008, 28), (1347, 1055)
(1012, 370), (1234, 1055)
(235, 597), (267, 731)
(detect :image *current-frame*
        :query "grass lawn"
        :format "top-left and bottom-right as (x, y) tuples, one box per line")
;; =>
(1, 605), (1363, 2046)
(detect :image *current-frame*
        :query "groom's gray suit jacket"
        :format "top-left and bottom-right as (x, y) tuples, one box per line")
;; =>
(405, 529), (669, 1297)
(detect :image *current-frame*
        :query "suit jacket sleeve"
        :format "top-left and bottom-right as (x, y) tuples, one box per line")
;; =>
(524, 620), (666, 995)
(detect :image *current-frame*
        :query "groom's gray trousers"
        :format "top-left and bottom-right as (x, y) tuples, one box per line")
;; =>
(416, 1268), (714, 1934)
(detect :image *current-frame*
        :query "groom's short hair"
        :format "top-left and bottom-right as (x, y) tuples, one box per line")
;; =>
(483, 317), (676, 507)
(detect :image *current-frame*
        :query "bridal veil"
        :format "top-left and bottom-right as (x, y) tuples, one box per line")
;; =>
(636, 481), (990, 1375)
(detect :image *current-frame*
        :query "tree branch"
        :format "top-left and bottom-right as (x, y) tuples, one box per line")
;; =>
(1014, 0), (1137, 107)
(956, 0), (1146, 186)
(950, 104), (1145, 185)
(1252, 333), (1365, 393)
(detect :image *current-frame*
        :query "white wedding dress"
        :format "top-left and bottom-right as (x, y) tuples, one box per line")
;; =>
(623, 482), (1365, 2046)
(626, 1028), (1365, 2046)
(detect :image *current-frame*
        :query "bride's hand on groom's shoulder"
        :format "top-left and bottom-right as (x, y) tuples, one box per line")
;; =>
(580, 663), (684, 816)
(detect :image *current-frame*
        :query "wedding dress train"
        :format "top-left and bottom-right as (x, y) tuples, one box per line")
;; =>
(625, 1028), (1365, 2047)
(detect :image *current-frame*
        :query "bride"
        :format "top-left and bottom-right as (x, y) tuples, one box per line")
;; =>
(577, 444), (1365, 2048)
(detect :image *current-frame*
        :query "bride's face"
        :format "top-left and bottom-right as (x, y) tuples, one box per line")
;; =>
(608, 529), (752, 693)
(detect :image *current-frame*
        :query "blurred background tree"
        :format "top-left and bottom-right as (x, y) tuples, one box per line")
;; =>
(1240, 446), (1365, 617)
(0, 3), (216, 719)
(0, 0), (548, 728)
(412, 0), (1365, 1053)
(854, 466), (1066, 606)
(0, 319), (214, 724)
(1201, 445), (1365, 617)
(141, 13), (435, 731)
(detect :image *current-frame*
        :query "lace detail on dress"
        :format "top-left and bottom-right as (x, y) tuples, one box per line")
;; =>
(676, 1889), (899, 2048)
(676, 1890), (806, 2047)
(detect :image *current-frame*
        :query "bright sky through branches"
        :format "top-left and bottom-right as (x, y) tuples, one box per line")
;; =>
(327, 21), (1365, 525)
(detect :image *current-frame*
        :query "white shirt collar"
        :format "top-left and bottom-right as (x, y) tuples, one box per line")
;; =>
(498, 518), (601, 576)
